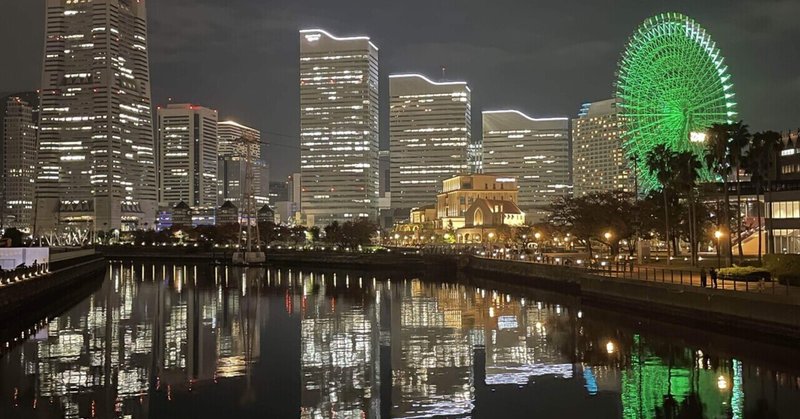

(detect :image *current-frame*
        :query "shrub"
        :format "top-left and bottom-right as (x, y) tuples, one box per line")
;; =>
(718, 266), (770, 281)
(763, 254), (800, 285)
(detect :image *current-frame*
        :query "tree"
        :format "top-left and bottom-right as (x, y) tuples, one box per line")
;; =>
(671, 150), (702, 265)
(728, 121), (752, 261)
(323, 221), (343, 245)
(322, 219), (378, 247)
(646, 144), (677, 264)
(548, 191), (638, 257)
(2, 227), (24, 247)
(753, 131), (783, 255)
(706, 123), (734, 263)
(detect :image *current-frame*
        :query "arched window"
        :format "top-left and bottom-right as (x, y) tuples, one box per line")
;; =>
(474, 208), (484, 226)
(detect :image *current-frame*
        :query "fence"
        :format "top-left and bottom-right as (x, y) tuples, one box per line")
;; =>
(457, 249), (793, 296)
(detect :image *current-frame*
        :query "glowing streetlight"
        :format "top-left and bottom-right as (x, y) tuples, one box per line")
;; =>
(714, 230), (723, 268)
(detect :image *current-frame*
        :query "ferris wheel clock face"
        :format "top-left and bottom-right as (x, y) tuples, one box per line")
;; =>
(616, 12), (737, 191)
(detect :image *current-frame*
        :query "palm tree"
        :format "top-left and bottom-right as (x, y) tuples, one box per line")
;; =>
(746, 133), (766, 262)
(728, 121), (752, 262)
(647, 144), (676, 264)
(672, 151), (702, 265)
(761, 131), (784, 255)
(706, 123), (733, 264)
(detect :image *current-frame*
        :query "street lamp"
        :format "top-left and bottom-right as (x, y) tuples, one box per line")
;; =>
(714, 230), (723, 268)
(604, 231), (613, 254)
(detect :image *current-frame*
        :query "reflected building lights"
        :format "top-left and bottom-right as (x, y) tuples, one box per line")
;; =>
(0, 265), (797, 418)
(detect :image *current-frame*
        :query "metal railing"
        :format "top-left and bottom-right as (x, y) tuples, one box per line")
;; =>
(463, 249), (793, 296)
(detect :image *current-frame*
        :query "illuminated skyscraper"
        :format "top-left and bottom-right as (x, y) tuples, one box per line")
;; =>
(299, 29), (379, 226)
(1, 94), (38, 231)
(157, 104), (218, 208)
(571, 99), (633, 196)
(482, 110), (570, 222)
(36, 0), (157, 233)
(217, 120), (268, 206)
(389, 74), (471, 213)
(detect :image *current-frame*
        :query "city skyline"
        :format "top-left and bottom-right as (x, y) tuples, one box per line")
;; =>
(3, 1), (799, 180)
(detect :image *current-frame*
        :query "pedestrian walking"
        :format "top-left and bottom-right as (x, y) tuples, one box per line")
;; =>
(710, 267), (718, 289)
(700, 267), (707, 288)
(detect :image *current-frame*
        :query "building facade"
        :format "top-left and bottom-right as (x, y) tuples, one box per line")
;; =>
(37, 0), (157, 233)
(571, 99), (633, 196)
(482, 110), (570, 222)
(1, 94), (39, 231)
(389, 74), (471, 214)
(157, 104), (218, 208)
(217, 120), (268, 207)
(299, 29), (380, 226)
(436, 174), (519, 230)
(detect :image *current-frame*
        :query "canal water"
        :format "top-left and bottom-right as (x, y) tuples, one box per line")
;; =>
(1, 262), (798, 418)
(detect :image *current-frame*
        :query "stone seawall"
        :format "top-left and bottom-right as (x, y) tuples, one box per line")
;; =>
(266, 251), (427, 270)
(466, 256), (800, 343)
(0, 254), (106, 319)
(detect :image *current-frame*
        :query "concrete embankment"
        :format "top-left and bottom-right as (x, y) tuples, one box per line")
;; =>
(99, 246), (432, 271)
(0, 250), (106, 320)
(98, 245), (231, 261)
(465, 256), (800, 344)
(266, 250), (427, 271)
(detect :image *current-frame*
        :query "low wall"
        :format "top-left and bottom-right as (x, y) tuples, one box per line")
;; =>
(266, 250), (425, 270)
(98, 245), (230, 261)
(466, 256), (800, 343)
(0, 255), (105, 318)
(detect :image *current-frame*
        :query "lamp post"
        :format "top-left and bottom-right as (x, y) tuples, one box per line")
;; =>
(714, 230), (723, 268)
(604, 231), (613, 255)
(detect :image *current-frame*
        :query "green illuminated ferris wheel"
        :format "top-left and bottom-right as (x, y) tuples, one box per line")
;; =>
(616, 12), (737, 191)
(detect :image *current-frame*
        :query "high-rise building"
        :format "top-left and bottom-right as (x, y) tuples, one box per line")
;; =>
(389, 74), (471, 214)
(217, 120), (268, 207)
(482, 110), (570, 222)
(269, 180), (289, 203)
(299, 29), (379, 226)
(1, 94), (39, 232)
(378, 150), (390, 196)
(37, 0), (157, 233)
(571, 99), (633, 196)
(157, 104), (218, 208)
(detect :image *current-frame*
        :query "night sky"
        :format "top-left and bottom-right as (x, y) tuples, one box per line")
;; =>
(2, 0), (798, 179)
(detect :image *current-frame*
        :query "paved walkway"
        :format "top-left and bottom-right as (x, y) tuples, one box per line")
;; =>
(474, 255), (799, 298)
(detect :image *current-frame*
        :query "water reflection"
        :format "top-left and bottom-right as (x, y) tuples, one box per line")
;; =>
(0, 262), (797, 418)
